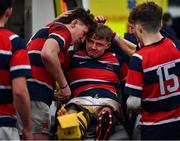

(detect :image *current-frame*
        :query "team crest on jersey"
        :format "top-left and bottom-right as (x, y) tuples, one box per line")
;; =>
(106, 64), (113, 71)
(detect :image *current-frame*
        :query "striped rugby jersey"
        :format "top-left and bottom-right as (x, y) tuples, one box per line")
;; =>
(27, 22), (71, 106)
(125, 37), (180, 126)
(63, 50), (128, 101)
(0, 27), (31, 127)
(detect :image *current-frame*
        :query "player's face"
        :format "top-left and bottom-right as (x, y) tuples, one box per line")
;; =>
(86, 37), (110, 58)
(71, 20), (89, 45)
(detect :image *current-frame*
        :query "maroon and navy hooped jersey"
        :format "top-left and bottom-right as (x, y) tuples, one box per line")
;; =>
(27, 22), (71, 106)
(0, 28), (31, 127)
(63, 50), (128, 101)
(125, 37), (180, 126)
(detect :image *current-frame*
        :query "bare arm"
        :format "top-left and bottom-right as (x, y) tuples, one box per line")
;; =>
(12, 77), (33, 140)
(114, 34), (137, 56)
(41, 39), (71, 98)
(94, 17), (136, 56)
(93, 15), (136, 56)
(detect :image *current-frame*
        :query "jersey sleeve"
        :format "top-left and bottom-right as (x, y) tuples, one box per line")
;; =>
(48, 24), (71, 51)
(10, 35), (31, 79)
(125, 53), (144, 97)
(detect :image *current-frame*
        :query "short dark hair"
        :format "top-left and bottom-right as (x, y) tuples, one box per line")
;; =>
(129, 2), (162, 33)
(0, 0), (13, 17)
(58, 7), (96, 33)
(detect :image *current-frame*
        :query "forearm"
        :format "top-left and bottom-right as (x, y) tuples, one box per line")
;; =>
(12, 78), (32, 130)
(114, 35), (136, 56)
(41, 38), (68, 87)
(42, 53), (67, 87)
(14, 90), (32, 130)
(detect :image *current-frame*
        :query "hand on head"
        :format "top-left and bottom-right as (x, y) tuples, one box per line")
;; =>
(94, 16), (107, 24)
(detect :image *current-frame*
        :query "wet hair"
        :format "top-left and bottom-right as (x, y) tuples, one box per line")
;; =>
(58, 7), (96, 34)
(89, 24), (113, 42)
(0, 0), (13, 17)
(129, 1), (162, 33)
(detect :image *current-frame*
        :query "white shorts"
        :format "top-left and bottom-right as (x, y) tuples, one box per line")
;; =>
(67, 96), (121, 113)
(0, 127), (20, 140)
(17, 101), (50, 134)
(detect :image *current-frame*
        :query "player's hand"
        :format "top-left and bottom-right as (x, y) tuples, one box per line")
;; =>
(54, 85), (71, 101)
(56, 104), (68, 116)
(22, 128), (33, 140)
(94, 16), (107, 24)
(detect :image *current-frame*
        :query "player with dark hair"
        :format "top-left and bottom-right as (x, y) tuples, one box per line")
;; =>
(125, 2), (180, 140)
(0, 0), (33, 140)
(17, 7), (96, 140)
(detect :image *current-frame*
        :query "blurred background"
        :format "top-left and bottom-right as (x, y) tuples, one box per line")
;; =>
(7, 0), (180, 42)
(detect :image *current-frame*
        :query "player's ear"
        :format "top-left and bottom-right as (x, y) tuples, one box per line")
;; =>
(138, 24), (143, 34)
(70, 19), (78, 28)
(105, 42), (111, 49)
(5, 8), (13, 18)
